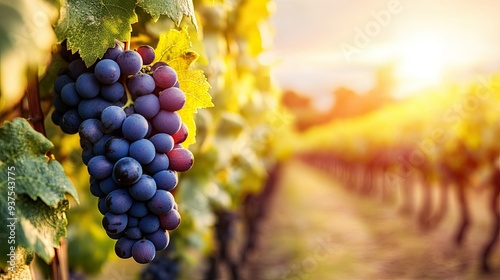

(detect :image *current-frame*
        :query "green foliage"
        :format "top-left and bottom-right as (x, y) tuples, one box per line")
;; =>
(137, 0), (198, 28)
(54, 0), (138, 66)
(0, 118), (77, 270)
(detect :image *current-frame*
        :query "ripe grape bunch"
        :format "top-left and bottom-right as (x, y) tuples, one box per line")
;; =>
(51, 41), (193, 264)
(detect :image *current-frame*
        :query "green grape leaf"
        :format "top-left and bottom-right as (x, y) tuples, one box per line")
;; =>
(0, 118), (78, 205)
(155, 28), (212, 146)
(54, 0), (138, 66)
(137, 0), (198, 29)
(0, 118), (77, 268)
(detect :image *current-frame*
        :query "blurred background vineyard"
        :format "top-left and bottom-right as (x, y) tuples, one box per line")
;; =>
(3, 0), (500, 279)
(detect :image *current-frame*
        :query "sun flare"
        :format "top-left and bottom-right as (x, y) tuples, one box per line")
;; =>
(394, 35), (448, 92)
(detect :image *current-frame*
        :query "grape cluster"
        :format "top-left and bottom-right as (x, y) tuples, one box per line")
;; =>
(52, 41), (193, 263)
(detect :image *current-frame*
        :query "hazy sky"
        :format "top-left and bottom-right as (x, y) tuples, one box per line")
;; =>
(271, 0), (500, 108)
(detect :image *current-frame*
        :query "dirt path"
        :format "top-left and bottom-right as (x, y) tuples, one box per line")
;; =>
(245, 159), (500, 280)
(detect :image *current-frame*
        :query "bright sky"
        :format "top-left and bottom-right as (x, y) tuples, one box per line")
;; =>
(271, 0), (500, 109)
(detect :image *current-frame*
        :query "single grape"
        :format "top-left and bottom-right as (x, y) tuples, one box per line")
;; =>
(153, 170), (178, 191)
(128, 201), (149, 218)
(128, 174), (156, 201)
(115, 237), (135, 259)
(132, 239), (156, 264)
(102, 212), (128, 234)
(61, 109), (82, 134)
(144, 153), (170, 174)
(147, 190), (174, 215)
(87, 155), (113, 180)
(101, 105), (126, 132)
(105, 137), (130, 161)
(159, 87), (186, 111)
(127, 73), (156, 97)
(98, 197), (108, 215)
(139, 214), (160, 234)
(137, 45), (155, 65)
(95, 59), (121, 84)
(129, 139), (156, 165)
(68, 59), (87, 80)
(54, 74), (74, 94)
(134, 94), (160, 119)
(167, 148), (194, 172)
(82, 146), (95, 165)
(152, 66), (177, 89)
(128, 216), (140, 227)
(171, 123), (188, 144)
(122, 114), (149, 141)
(116, 50), (143, 76)
(79, 119), (103, 143)
(146, 229), (169, 251)
(101, 82), (125, 102)
(99, 177), (119, 195)
(113, 157), (143, 186)
(51, 110), (63, 126)
(152, 111), (182, 135)
(75, 73), (100, 99)
(149, 133), (174, 153)
(103, 41), (124, 60)
(159, 209), (181, 231)
(106, 189), (133, 214)
(125, 227), (143, 240)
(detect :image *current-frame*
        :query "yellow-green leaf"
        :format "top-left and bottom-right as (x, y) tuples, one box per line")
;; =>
(155, 28), (212, 146)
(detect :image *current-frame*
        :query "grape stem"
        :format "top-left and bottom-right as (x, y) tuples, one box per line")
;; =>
(26, 66), (69, 280)
(121, 77), (135, 109)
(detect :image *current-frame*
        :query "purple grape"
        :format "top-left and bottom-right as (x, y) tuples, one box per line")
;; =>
(101, 82), (125, 102)
(122, 114), (149, 141)
(136, 45), (155, 65)
(95, 59), (121, 84)
(152, 110), (181, 135)
(134, 94), (160, 119)
(151, 61), (168, 72)
(159, 87), (186, 111)
(54, 74), (74, 94)
(128, 174), (156, 201)
(147, 190), (174, 215)
(153, 170), (178, 191)
(129, 139), (156, 165)
(87, 155), (113, 180)
(106, 189), (133, 214)
(149, 133), (174, 153)
(99, 177), (119, 195)
(131, 239), (156, 264)
(144, 153), (169, 174)
(79, 119), (103, 143)
(152, 66), (177, 89)
(128, 201), (149, 218)
(167, 148), (194, 172)
(125, 227), (143, 240)
(75, 73), (100, 99)
(146, 229), (169, 251)
(103, 42), (124, 60)
(116, 50), (143, 76)
(139, 214), (160, 234)
(115, 237), (135, 259)
(105, 137), (130, 161)
(172, 123), (188, 144)
(78, 97), (112, 120)
(68, 59), (87, 79)
(101, 105), (126, 132)
(102, 212), (128, 234)
(60, 109), (82, 134)
(93, 134), (112, 155)
(127, 73), (155, 97)
(159, 209), (181, 230)
(113, 157), (143, 186)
